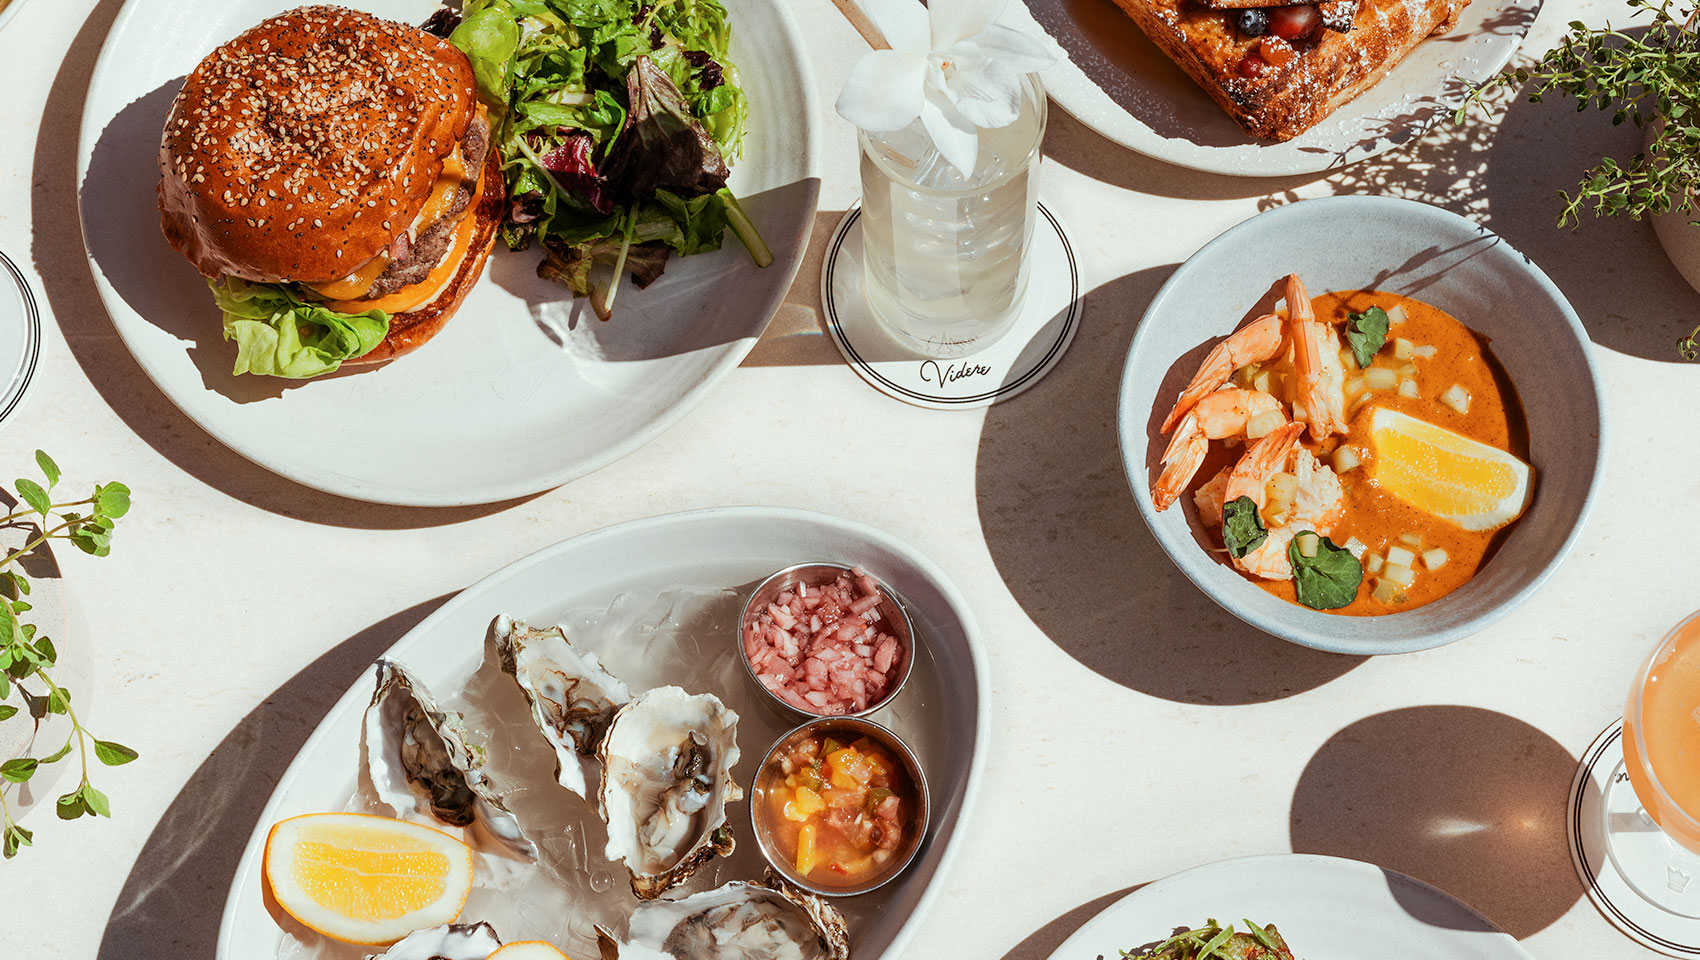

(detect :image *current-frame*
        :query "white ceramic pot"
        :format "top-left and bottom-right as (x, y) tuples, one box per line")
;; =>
(1645, 123), (1700, 294)
(0, 527), (88, 827)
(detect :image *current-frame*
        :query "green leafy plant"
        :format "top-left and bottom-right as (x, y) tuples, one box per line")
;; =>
(0, 451), (134, 858)
(1454, 0), (1700, 358)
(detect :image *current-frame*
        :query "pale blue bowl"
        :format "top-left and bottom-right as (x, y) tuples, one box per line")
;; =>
(1118, 196), (1607, 655)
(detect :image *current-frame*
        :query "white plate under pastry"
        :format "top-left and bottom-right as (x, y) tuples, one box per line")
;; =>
(1015, 0), (1537, 177)
(78, 0), (819, 506)
(1046, 854), (1536, 960)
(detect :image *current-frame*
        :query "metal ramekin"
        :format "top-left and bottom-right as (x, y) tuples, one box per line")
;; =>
(737, 562), (915, 720)
(749, 716), (930, 897)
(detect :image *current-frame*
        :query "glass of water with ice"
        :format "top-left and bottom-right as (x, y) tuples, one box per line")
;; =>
(858, 73), (1047, 358)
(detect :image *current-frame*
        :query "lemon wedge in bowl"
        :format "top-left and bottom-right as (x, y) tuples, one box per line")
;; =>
(1366, 408), (1534, 531)
(263, 812), (474, 945)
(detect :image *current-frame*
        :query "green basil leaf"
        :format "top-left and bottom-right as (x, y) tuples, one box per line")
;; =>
(33, 636), (54, 667)
(95, 482), (130, 519)
(93, 740), (138, 766)
(82, 783), (111, 818)
(38, 739), (72, 764)
(1222, 496), (1268, 559)
(1288, 533), (1364, 610)
(0, 705), (15, 722)
(55, 790), (87, 820)
(14, 479), (48, 517)
(3, 821), (31, 857)
(8, 570), (29, 596)
(34, 451), (59, 489)
(1345, 306), (1390, 369)
(45, 687), (68, 715)
(0, 758), (37, 783)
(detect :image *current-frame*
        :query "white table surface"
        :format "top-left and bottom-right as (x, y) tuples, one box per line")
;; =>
(2, 0), (1697, 958)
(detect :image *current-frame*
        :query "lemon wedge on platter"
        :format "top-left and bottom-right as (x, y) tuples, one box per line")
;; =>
(263, 812), (475, 945)
(490, 943), (574, 959)
(1366, 407), (1534, 531)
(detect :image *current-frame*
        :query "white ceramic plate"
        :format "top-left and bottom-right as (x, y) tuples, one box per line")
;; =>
(78, 0), (819, 506)
(1047, 854), (1535, 960)
(1015, 0), (1537, 176)
(214, 507), (985, 960)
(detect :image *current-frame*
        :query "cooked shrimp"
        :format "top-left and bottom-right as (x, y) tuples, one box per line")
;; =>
(1225, 435), (1346, 581)
(1151, 388), (1286, 511)
(1194, 465), (1231, 532)
(1159, 313), (1286, 435)
(1286, 274), (1349, 440)
(1223, 421), (1304, 509)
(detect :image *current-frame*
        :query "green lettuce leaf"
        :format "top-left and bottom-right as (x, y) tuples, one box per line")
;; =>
(208, 278), (388, 379)
(451, 1), (522, 107)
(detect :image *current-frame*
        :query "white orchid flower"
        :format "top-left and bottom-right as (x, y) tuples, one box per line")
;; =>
(836, 0), (1057, 176)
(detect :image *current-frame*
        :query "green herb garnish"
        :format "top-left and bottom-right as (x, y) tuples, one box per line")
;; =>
(1288, 532), (1364, 610)
(1121, 918), (1293, 959)
(0, 452), (135, 858)
(1344, 306), (1390, 369)
(1222, 497), (1267, 559)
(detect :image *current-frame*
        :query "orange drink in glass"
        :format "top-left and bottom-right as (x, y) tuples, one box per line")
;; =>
(1624, 611), (1700, 856)
(1606, 610), (1700, 915)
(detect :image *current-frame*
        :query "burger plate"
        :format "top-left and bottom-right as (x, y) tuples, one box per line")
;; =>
(77, 0), (820, 506)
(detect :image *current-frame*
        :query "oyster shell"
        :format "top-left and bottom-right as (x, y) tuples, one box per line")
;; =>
(598, 874), (851, 960)
(363, 658), (535, 860)
(495, 615), (633, 797)
(598, 685), (743, 898)
(367, 921), (502, 959)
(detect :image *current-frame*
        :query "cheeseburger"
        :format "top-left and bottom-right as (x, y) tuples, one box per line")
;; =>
(158, 5), (502, 378)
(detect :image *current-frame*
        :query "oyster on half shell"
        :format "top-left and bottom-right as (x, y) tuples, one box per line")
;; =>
(495, 615), (633, 798)
(596, 873), (851, 960)
(363, 659), (535, 860)
(599, 685), (742, 898)
(367, 922), (502, 959)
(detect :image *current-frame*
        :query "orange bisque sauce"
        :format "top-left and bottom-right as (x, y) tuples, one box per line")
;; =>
(1250, 289), (1529, 616)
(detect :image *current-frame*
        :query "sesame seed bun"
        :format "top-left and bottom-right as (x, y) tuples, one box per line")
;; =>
(346, 145), (506, 366)
(157, 5), (478, 284)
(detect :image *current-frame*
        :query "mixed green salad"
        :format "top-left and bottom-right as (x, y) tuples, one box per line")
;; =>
(448, 0), (771, 320)
(1123, 919), (1296, 960)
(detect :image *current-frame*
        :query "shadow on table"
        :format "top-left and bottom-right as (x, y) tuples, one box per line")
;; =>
(975, 267), (1367, 705)
(28, 0), (532, 527)
(740, 208), (848, 368)
(93, 595), (451, 960)
(1257, 45), (1699, 363)
(997, 883), (1146, 960)
(1289, 705), (1582, 938)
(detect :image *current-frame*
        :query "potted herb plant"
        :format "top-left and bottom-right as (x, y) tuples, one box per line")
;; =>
(1456, 0), (1700, 359)
(0, 451), (134, 857)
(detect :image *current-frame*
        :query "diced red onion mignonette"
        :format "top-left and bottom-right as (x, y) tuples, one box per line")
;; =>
(743, 567), (904, 715)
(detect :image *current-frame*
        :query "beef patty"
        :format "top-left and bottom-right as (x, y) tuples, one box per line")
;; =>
(364, 114), (492, 299)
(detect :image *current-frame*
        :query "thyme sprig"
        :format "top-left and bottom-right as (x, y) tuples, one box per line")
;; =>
(0, 451), (134, 858)
(1453, 0), (1700, 357)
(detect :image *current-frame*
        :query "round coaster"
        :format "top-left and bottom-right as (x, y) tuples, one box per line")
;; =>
(820, 202), (1082, 410)
(1570, 719), (1700, 955)
(0, 250), (41, 430)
